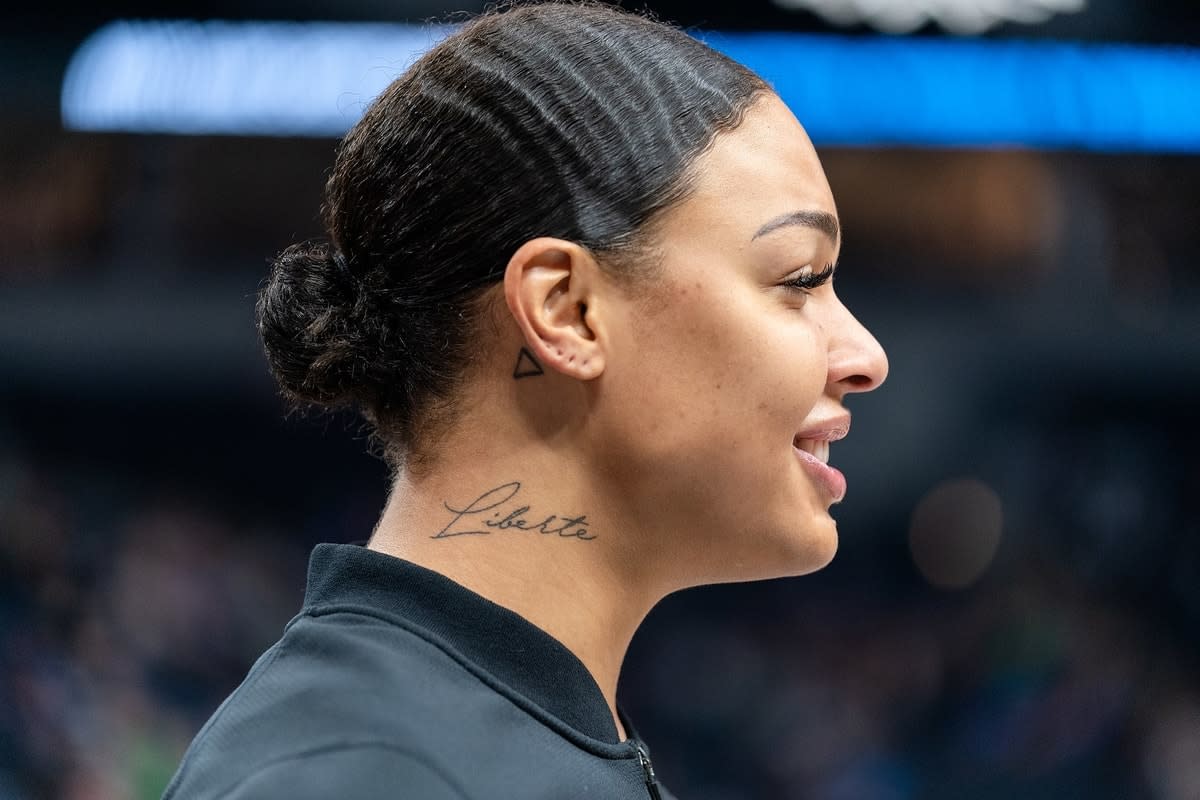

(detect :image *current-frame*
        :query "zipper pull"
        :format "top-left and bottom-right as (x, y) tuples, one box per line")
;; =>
(633, 740), (663, 800)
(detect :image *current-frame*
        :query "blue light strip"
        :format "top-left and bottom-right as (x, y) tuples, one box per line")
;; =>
(704, 31), (1200, 151)
(62, 20), (1200, 151)
(61, 21), (455, 137)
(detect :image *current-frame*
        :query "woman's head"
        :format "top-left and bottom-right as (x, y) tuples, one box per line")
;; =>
(259, 1), (888, 585)
(258, 1), (771, 465)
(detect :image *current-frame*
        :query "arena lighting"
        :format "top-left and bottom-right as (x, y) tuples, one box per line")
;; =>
(62, 21), (456, 137)
(708, 31), (1200, 150)
(62, 20), (1200, 152)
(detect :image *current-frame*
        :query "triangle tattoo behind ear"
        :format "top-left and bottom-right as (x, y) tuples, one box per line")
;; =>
(513, 347), (545, 379)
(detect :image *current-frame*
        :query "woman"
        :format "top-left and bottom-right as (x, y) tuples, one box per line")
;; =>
(164, 2), (887, 798)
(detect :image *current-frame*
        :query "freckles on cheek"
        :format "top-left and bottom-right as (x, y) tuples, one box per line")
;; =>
(756, 332), (827, 426)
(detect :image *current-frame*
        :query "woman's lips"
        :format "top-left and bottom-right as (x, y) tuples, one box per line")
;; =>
(792, 442), (847, 503)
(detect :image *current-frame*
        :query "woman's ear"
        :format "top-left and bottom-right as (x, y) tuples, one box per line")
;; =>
(503, 237), (606, 381)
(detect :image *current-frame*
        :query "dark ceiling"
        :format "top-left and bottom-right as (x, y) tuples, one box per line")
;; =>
(12, 0), (1200, 41)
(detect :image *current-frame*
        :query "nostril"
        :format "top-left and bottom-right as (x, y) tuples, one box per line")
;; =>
(842, 373), (874, 391)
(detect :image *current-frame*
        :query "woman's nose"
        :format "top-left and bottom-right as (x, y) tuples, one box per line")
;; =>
(826, 300), (889, 395)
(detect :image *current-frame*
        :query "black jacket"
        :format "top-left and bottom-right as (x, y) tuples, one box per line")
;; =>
(162, 543), (673, 799)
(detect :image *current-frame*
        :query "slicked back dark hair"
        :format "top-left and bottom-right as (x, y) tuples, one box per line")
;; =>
(257, 1), (771, 467)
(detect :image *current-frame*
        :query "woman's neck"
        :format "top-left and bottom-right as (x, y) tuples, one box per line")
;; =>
(367, 459), (660, 742)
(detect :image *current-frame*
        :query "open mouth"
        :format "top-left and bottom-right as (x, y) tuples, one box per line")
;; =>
(792, 436), (830, 464)
(791, 421), (850, 503)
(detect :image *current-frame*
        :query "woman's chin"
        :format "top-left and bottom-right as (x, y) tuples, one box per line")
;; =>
(773, 516), (839, 578)
(700, 516), (839, 585)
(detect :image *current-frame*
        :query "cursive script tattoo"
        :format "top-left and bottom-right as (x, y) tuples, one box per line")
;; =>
(512, 347), (544, 379)
(433, 481), (597, 540)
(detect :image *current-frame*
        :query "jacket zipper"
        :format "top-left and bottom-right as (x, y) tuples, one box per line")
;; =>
(633, 740), (663, 800)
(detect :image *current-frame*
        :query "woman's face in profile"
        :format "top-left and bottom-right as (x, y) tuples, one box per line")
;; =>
(595, 93), (888, 586)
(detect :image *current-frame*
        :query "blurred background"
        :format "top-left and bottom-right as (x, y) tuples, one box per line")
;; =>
(2, 0), (1199, 798)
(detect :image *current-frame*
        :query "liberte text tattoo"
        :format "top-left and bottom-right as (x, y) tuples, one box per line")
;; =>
(432, 481), (597, 540)
(512, 347), (544, 379)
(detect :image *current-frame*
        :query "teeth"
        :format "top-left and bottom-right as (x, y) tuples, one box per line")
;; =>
(794, 438), (831, 464)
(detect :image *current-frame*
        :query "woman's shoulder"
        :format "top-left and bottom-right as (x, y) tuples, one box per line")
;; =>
(161, 611), (493, 799)
(168, 740), (469, 800)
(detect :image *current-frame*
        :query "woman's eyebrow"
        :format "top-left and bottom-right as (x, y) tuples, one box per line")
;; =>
(751, 209), (841, 245)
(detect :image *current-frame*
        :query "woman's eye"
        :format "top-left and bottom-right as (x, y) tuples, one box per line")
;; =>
(781, 263), (835, 294)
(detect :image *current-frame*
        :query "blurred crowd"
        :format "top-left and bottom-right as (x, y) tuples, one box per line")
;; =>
(0, 450), (306, 800)
(630, 562), (1200, 800)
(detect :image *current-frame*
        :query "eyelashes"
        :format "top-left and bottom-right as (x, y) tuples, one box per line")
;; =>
(781, 263), (835, 293)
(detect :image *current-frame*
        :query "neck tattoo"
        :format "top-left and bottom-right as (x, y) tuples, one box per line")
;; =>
(512, 347), (544, 379)
(432, 481), (597, 540)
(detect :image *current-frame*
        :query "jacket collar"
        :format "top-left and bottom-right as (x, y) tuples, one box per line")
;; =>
(301, 542), (622, 744)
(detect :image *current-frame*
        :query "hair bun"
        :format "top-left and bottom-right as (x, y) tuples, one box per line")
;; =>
(256, 241), (376, 409)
